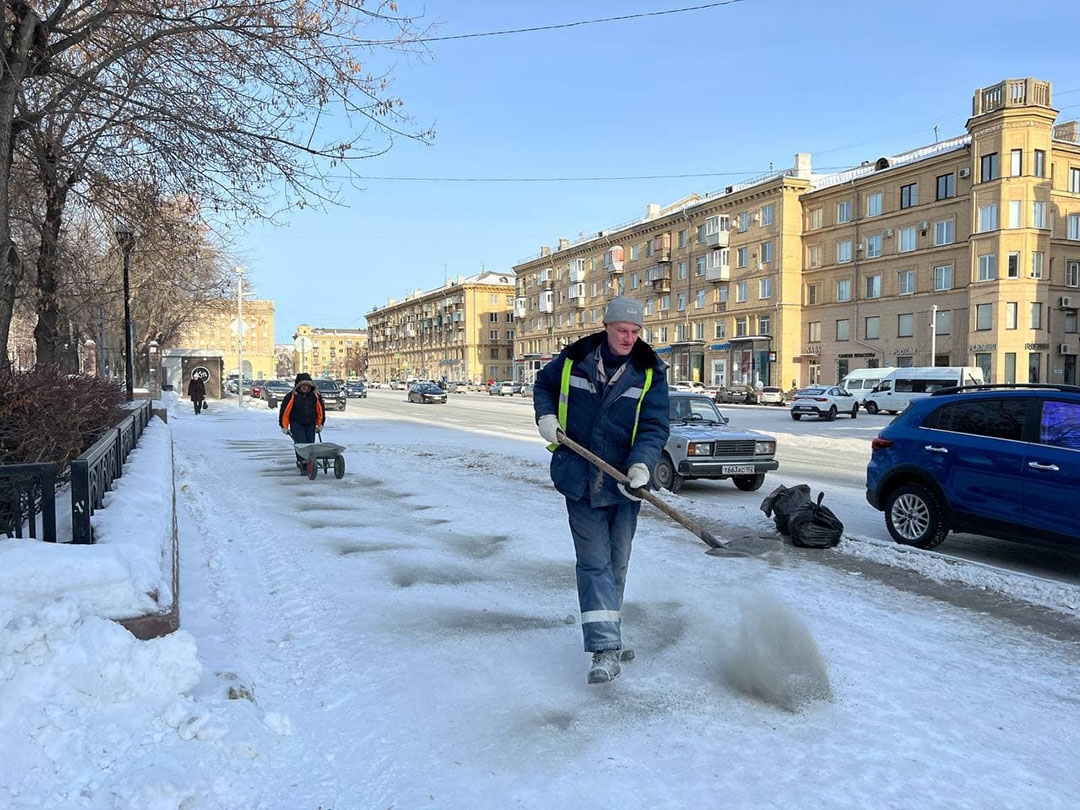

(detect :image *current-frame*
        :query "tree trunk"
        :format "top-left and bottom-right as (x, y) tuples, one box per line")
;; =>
(32, 146), (69, 367)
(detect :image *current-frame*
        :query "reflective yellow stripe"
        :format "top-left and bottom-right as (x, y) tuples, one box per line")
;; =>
(630, 368), (654, 445)
(546, 359), (575, 451)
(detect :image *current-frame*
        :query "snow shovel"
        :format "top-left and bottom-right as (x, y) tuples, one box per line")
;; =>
(556, 431), (728, 550)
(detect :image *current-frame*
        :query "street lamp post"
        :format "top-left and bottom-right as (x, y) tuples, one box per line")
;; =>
(236, 267), (245, 408)
(114, 223), (136, 401)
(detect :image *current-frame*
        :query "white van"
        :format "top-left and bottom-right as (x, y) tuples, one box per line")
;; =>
(838, 368), (890, 405)
(863, 366), (985, 414)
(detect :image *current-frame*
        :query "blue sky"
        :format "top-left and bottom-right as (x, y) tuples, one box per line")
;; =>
(235, 0), (1080, 343)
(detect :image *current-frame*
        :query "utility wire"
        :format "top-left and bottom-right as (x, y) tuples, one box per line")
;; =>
(413, 1), (748, 43)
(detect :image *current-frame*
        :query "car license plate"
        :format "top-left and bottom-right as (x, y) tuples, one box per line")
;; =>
(722, 464), (755, 475)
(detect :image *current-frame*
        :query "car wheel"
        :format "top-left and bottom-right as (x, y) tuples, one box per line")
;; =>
(733, 473), (765, 492)
(825, 406), (837, 422)
(884, 483), (949, 549)
(651, 454), (684, 494)
(865, 401), (879, 415)
(791, 413), (801, 421)
(850, 404), (858, 419)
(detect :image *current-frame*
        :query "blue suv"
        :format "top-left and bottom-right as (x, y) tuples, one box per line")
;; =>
(866, 384), (1080, 549)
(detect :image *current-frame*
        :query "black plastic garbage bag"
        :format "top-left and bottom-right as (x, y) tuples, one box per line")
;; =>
(759, 484), (812, 535)
(788, 492), (844, 548)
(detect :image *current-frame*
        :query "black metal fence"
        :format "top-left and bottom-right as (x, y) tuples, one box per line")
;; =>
(1, 399), (153, 544)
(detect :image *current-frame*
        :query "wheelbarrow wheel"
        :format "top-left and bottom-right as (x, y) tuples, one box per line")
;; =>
(306, 458), (318, 480)
(333, 455), (345, 479)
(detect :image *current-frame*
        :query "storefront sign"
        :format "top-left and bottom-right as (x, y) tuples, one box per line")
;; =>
(655, 347), (672, 354)
(893, 347), (916, 355)
(708, 343), (731, 351)
(969, 343), (996, 352)
(837, 352), (875, 359)
(1025, 342), (1050, 351)
(803, 345), (821, 355)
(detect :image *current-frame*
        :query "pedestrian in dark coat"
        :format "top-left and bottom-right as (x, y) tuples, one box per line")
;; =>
(279, 373), (326, 471)
(187, 374), (207, 415)
(532, 296), (670, 685)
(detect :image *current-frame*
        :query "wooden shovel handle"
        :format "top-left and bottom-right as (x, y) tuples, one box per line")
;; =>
(556, 432), (727, 550)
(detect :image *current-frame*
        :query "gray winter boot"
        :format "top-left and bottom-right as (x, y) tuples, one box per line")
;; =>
(588, 649), (622, 684)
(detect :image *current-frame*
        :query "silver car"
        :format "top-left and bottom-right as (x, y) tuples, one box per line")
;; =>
(654, 393), (779, 493)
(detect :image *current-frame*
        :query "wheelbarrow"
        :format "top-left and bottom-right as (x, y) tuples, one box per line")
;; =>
(293, 436), (347, 480)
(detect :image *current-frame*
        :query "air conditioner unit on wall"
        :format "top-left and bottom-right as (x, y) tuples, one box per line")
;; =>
(1060, 296), (1075, 309)
(1059, 343), (1077, 355)
(959, 167), (971, 178)
(883, 229), (894, 238)
(918, 221), (930, 231)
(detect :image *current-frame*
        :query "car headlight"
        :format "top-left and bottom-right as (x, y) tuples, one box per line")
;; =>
(755, 440), (775, 455)
(687, 442), (713, 456)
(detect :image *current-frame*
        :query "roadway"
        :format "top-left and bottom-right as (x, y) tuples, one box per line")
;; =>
(327, 387), (1080, 587)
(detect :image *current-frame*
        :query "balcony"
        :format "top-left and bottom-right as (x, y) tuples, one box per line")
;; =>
(704, 215), (731, 248)
(603, 246), (625, 274)
(705, 248), (730, 281)
(568, 259), (586, 283)
(515, 297), (527, 317)
(652, 232), (672, 263)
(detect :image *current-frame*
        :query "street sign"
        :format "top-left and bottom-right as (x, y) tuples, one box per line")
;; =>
(191, 366), (210, 382)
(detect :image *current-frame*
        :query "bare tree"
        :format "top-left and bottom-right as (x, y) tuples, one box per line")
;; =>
(2, 0), (434, 363)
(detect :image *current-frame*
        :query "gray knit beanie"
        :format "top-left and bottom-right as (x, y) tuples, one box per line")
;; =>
(603, 296), (643, 327)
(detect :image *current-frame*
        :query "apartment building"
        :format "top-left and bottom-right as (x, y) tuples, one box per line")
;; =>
(365, 271), (516, 384)
(173, 298), (276, 381)
(292, 325), (367, 380)
(513, 76), (1080, 388)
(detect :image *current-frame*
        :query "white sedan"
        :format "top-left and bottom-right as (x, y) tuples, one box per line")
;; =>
(789, 386), (859, 421)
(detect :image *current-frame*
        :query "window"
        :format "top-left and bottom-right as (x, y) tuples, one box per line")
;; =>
(898, 313), (914, 338)
(759, 277), (772, 299)
(865, 316), (880, 340)
(935, 399), (1028, 441)
(865, 234), (882, 258)
(807, 244), (823, 268)
(645, 298), (654, 315)
(1069, 215), (1080, 241)
(630, 244), (639, 261)
(936, 173), (955, 201)
(761, 204), (774, 226)
(1031, 302), (1042, 330)
(1008, 200), (1022, 229)
(696, 256), (706, 275)
(694, 322), (704, 340)
(976, 303), (993, 330)
(738, 212), (749, 232)
(1010, 149), (1023, 177)
(934, 264), (953, 291)
(760, 241), (773, 263)
(934, 219), (954, 245)
(759, 315), (771, 335)
(677, 293), (686, 311)
(935, 309), (951, 335)
(1033, 201), (1047, 229)
(715, 320), (727, 339)
(1006, 302), (1018, 329)
(630, 273), (639, 290)
(489, 348), (500, 359)
(836, 319), (850, 341)
(865, 274), (881, 298)
(489, 312), (499, 322)
(1071, 167), (1080, 194)
(1068, 260), (1080, 287)
(837, 279), (852, 302)
(978, 253), (997, 281)
(695, 289), (706, 309)
(489, 329), (499, 340)
(678, 229), (688, 248)
(1066, 310), (1078, 333)
(900, 183), (918, 209)
(978, 203), (998, 232)
(660, 294), (670, 311)
(737, 246), (748, 268)
(736, 281), (747, 302)
(735, 318), (748, 337)
(1031, 252), (1044, 279)
(837, 240), (853, 263)
(806, 284), (819, 305)
(899, 227), (917, 252)
(898, 269), (915, 295)
(808, 321), (821, 342)
(866, 192), (883, 217)
(837, 200), (852, 223)
(1007, 251), (1020, 278)
(678, 261), (688, 280)
(808, 208), (823, 230)
(676, 323), (687, 342)
(981, 152), (999, 182)
(696, 224), (706, 243)
(718, 284), (729, 302)
(1034, 149), (1046, 178)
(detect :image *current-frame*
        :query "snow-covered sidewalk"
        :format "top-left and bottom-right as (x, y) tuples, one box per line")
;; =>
(1, 394), (1079, 809)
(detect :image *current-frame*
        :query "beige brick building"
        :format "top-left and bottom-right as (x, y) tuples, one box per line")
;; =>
(513, 77), (1080, 388)
(174, 298), (277, 381)
(291, 325), (367, 380)
(365, 271), (516, 384)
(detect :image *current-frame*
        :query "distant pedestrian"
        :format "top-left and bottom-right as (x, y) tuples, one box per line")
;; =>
(533, 296), (670, 685)
(187, 373), (206, 415)
(279, 372), (325, 472)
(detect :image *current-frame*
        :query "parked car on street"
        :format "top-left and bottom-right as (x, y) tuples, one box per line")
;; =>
(250, 381), (265, 400)
(408, 382), (447, 404)
(866, 383), (1080, 549)
(489, 381), (518, 396)
(652, 393), (779, 493)
(789, 386), (859, 421)
(314, 378), (347, 411)
(712, 386), (747, 405)
(758, 386), (788, 406)
(389, 380), (406, 390)
(261, 379), (294, 409)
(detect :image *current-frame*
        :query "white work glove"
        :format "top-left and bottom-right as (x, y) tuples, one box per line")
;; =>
(281, 427), (291, 436)
(537, 414), (561, 444)
(619, 463), (650, 501)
